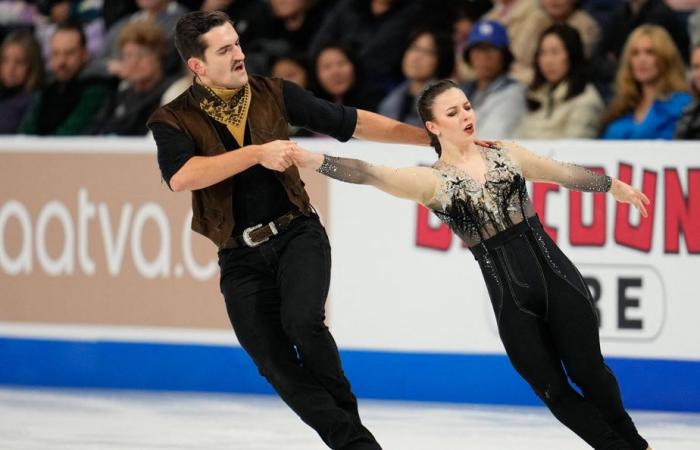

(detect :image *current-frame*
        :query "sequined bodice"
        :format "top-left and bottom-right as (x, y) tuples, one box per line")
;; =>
(431, 145), (536, 247)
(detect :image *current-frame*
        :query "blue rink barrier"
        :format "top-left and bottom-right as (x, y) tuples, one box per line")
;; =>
(1, 337), (698, 412)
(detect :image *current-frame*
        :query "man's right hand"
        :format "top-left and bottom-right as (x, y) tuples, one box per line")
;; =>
(257, 140), (296, 172)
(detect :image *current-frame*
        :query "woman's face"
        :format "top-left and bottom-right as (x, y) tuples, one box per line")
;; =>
(630, 34), (659, 85)
(120, 42), (162, 86)
(426, 87), (477, 147)
(402, 33), (439, 82)
(537, 33), (569, 84)
(691, 47), (700, 94)
(316, 48), (354, 97)
(272, 58), (307, 88)
(540, 0), (575, 21)
(0, 43), (29, 88)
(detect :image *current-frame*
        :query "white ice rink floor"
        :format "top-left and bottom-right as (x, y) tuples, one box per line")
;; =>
(1, 387), (699, 450)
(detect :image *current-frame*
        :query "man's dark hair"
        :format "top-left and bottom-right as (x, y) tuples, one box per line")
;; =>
(174, 10), (234, 62)
(54, 20), (87, 48)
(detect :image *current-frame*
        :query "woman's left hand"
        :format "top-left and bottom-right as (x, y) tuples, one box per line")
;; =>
(610, 178), (651, 217)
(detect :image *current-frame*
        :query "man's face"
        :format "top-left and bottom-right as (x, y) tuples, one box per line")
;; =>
(192, 22), (247, 89)
(49, 30), (88, 82)
(469, 43), (504, 83)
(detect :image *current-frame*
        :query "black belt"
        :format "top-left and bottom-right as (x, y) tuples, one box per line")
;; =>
(222, 209), (304, 249)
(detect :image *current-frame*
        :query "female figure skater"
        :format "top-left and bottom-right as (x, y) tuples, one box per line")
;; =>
(291, 79), (651, 450)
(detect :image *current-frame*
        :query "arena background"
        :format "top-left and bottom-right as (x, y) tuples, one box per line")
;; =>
(0, 137), (698, 412)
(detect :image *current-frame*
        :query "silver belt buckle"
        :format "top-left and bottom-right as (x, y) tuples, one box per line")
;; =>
(242, 224), (268, 247)
(242, 221), (279, 247)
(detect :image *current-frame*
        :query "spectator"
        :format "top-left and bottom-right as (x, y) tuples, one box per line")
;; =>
(461, 19), (525, 139)
(0, 31), (43, 133)
(690, 7), (700, 47)
(241, 0), (331, 75)
(483, 0), (543, 84)
(378, 28), (454, 127)
(85, 0), (187, 79)
(271, 53), (309, 88)
(601, 24), (691, 139)
(600, 0), (690, 60)
(35, 0), (106, 59)
(312, 42), (383, 111)
(530, 0), (601, 58)
(271, 52), (313, 136)
(515, 24), (604, 139)
(19, 21), (110, 135)
(0, 1), (38, 42)
(675, 44), (700, 139)
(309, 0), (422, 99)
(89, 22), (175, 135)
(451, 0), (493, 83)
(593, 0), (690, 101)
(266, 0), (332, 54)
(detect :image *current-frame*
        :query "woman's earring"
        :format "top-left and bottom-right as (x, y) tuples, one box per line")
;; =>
(436, 131), (441, 137)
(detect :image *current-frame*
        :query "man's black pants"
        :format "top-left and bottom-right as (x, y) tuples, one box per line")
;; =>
(219, 215), (380, 450)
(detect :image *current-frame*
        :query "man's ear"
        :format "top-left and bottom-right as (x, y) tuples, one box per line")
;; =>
(187, 57), (205, 77)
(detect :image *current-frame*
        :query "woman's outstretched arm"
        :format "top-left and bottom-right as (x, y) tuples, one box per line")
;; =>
(502, 141), (651, 217)
(291, 146), (441, 207)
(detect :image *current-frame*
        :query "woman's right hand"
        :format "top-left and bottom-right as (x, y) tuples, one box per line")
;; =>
(290, 146), (324, 170)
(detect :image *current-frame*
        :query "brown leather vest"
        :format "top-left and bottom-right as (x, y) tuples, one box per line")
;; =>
(148, 76), (312, 247)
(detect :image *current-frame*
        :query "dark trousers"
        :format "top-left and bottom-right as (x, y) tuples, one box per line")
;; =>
(218, 215), (381, 450)
(473, 216), (648, 450)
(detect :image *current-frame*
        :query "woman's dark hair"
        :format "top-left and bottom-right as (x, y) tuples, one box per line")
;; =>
(529, 24), (587, 111)
(405, 27), (455, 79)
(417, 78), (459, 156)
(174, 10), (234, 62)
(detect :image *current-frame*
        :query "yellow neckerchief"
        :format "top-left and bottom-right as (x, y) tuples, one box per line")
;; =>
(196, 81), (252, 146)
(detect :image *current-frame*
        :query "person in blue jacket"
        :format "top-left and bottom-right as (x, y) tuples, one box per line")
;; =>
(601, 24), (690, 139)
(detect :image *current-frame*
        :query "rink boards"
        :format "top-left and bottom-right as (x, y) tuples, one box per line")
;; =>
(1, 138), (698, 411)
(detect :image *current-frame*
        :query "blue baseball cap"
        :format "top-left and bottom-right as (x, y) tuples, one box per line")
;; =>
(463, 19), (512, 62)
(465, 19), (510, 50)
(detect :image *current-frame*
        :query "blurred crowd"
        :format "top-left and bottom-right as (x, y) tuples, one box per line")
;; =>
(1, 0), (699, 139)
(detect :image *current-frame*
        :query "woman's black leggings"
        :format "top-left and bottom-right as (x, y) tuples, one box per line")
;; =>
(471, 216), (648, 450)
